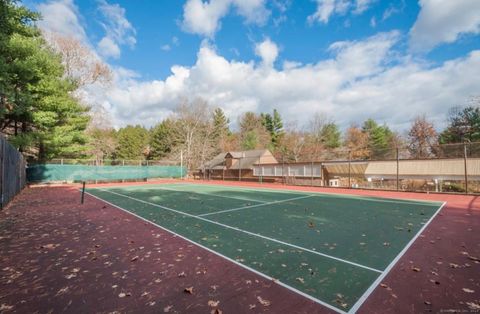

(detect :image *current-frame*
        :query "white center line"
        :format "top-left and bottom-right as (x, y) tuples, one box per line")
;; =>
(94, 188), (383, 274)
(198, 194), (316, 217)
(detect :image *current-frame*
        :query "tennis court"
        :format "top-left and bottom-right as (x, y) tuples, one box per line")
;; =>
(85, 182), (444, 313)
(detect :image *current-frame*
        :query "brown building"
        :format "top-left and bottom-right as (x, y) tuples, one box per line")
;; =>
(199, 149), (278, 180)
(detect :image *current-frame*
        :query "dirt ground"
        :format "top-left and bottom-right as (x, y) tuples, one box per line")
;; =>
(0, 182), (479, 313)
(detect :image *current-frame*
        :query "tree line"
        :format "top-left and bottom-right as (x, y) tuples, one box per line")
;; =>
(1, 1), (479, 169)
(87, 97), (480, 170)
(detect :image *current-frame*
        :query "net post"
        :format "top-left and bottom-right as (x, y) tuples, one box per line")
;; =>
(81, 181), (86, 204)
(464, 142), (468, 194)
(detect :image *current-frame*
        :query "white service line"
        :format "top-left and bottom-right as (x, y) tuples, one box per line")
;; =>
(83, 191), (347, 314)
(142, 184), (267, 204)
(117, 184), (267, 204)
(347, 201), (447, 313)
(198, 194), (316, 217)
(94, 188), (383, 274)
(184, 183), (443, 206)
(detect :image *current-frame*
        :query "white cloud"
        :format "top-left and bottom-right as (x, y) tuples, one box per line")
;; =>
(307, 0), (374, 24)
(181, 0), (269, 37)
(33, 0), (480, 131)
(97, 31), (479, 131)
(161, 44), (171, 51)
(255, 38), (279, 67)
(97, 0), (136, 58)
(97, 36), (121, 58)
(36, 0), (87, 42)
(410, 0), (480, 52)
(353, 0), (374, 14)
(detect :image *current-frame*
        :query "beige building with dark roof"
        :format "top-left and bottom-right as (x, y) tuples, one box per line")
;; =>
(200, 149), (278, 180)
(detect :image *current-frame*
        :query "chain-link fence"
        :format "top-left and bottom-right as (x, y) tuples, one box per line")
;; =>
(195, 142), (480, 194)
(0, 135), (27, 209)
(27, 159), (186, 183)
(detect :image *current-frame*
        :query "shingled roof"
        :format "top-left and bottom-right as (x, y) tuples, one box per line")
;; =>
(203, 149), (277, 170)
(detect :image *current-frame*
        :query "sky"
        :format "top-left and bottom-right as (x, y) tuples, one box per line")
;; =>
(26, 0), (480, 131)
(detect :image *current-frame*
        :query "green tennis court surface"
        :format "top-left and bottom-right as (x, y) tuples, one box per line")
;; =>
(85, 183), (443, 313)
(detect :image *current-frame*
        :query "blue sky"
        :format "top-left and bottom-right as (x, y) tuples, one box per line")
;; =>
(28, 0), (480, 130)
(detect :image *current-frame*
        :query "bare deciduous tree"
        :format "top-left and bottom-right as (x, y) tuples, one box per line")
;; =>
(173, 98), (216, 170)
(344, 125), (370, 159)
(407, 115), (438, 158)
(43, 32), (113, 88)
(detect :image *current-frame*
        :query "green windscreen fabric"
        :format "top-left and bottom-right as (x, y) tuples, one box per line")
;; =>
(27, 164), (186, 182)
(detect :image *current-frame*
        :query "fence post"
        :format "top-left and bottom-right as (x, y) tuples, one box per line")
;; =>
(311, 161), (314, 187)
(239, 157), (242, 181)
(396, 147), (399, 191)
(348, 150), (351, 188)
(180, 150), (184, 180)
(464, 142), (468, 194)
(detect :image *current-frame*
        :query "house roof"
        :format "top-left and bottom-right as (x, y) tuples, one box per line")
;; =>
(202, 149), (277, 170)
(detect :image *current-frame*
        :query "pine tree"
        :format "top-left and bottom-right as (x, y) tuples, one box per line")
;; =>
(439, 104), (480, 144)
(115, 125), (149, 160)
(149, 119), (178, 159)
(320, 122), (340, 149)
(0, 0), (89, 160)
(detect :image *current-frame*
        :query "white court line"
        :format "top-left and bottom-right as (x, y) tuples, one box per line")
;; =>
(198, 194), (316, 217)
(347, 201), (447, 314)
(83, 191), (347, 314)
(94, 188), (383, 274)
(183, 182), (443, 206)
(128, 184), (267, 204)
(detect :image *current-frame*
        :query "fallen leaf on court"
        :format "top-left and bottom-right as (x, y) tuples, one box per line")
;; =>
(466, 302), (480, 310)
(383, 242), (390, 246)
(131, 256), (139, 262)
(56, 286), (69, 296)
(184, 286), (194, 294)
(178, 271), (186, 277)
(281, 264), (287, 267)
(208, 300), (220, 307)
(249, 304), (256, 309)
(462, 288), (475, 293)
(163, 305), (173, 312)
(41, 244), (57, 249)
(257, 296), (271, 306)
(296, 277), (305, 284)
(468, 255), (479, 261)
(412, 267), (421, 272)
(118, 292), (127, 298)
(424, 301), (431, 305)
(449, 263), (460, 268)
(359, 242), (366, 246)
(308, 221), (315, 228)
(380, 283), (388, 288)
(0, 304), (14, 311)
